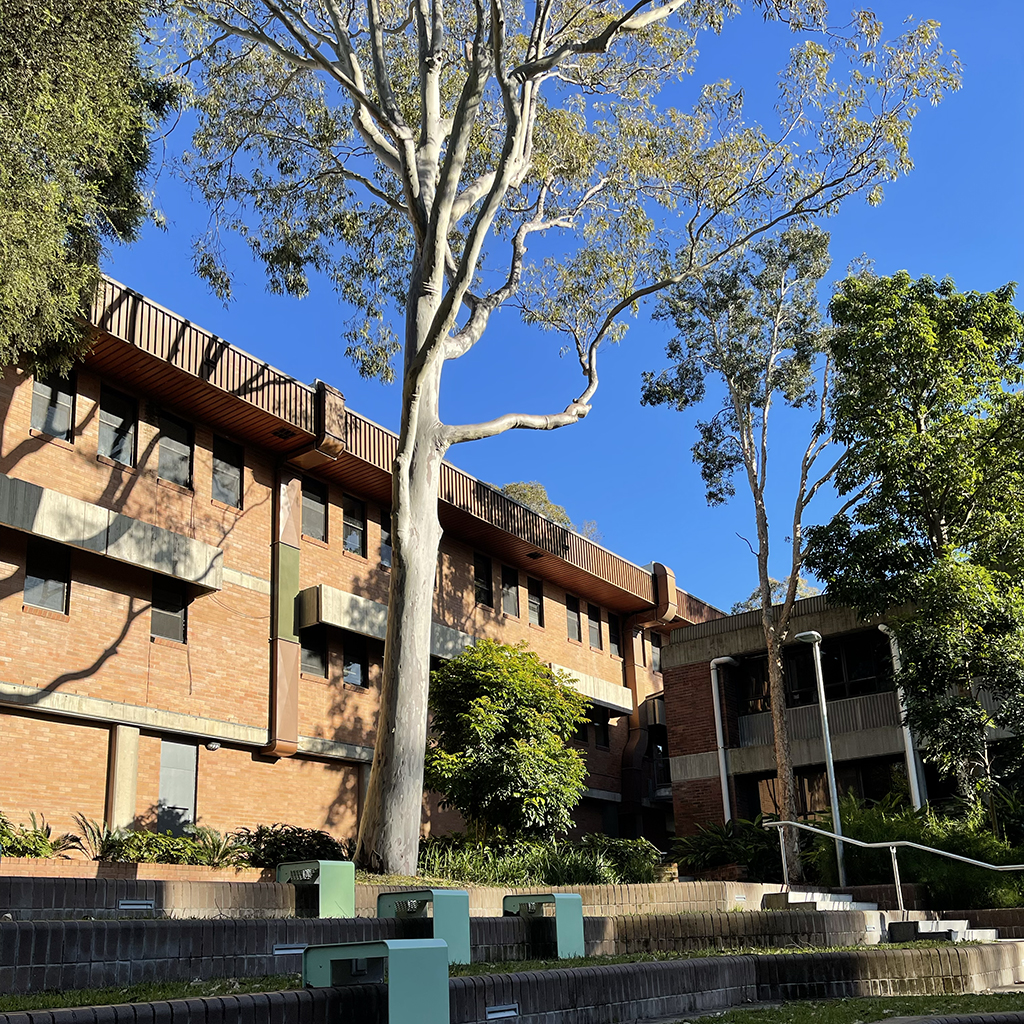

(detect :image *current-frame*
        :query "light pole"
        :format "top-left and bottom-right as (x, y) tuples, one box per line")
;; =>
(795, 630), (847, 887)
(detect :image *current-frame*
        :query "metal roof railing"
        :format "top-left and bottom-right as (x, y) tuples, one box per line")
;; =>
(762, 818), (1024, 913)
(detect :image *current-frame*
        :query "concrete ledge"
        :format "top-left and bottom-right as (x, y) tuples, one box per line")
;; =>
(2, 944), (1023, 1024)
(0, 472), (223, 588)
(550, 662), (633, 715)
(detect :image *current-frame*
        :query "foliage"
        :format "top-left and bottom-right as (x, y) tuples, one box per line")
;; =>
(805, 794), (1024, 910)
(730, 576), (820, 614)
(500, 482), (572, 527)
(804, 273), (1024, 797)
(673, 815), (785, 883)
(231, 823), (349, 868)
(0, 0), (176, 373)
(425, 640), (589, 839)
(0, 811), (81, 858)
(418, 833), (660, 886)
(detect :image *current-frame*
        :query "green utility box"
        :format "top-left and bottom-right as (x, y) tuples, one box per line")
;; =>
(303, 938), (450, 1024)
(276, 859), (355, 918)
(503, 892), (585, 958)
(377, 888), (471, 965)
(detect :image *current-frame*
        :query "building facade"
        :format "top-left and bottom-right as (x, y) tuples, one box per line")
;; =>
(0, 277), (720, 847)
(662, 596), (928, 836)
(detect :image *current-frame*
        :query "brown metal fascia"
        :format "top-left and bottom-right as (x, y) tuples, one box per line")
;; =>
(286, 380), (347, 470)
(630, 562), (678, 628)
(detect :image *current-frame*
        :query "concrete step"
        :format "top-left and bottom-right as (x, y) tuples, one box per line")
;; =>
(761, 891), (878, 912)
(888, 918), (1000, 943)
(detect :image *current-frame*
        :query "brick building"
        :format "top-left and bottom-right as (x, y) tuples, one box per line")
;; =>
(661, 596), (929, 836)
(0, 277), (720, 847)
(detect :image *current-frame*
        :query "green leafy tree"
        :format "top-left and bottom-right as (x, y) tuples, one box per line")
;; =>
(167, 0), (959, 872)
(0, 0), (175, 373)
(730, 575), (820, 614)
(804, 272), (1024, 800)
(500, 482), (573, 526)
(642, 226), (846, 877)
(424, 640), (589, 839)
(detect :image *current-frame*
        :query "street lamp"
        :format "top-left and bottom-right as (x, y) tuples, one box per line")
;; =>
(794, 630), (847, 887)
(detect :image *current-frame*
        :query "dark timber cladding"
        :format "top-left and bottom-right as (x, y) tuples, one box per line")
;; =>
(87, 276), (720, 620)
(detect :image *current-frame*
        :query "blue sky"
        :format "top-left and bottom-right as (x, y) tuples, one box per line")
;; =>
(108, 1), (1024, 613)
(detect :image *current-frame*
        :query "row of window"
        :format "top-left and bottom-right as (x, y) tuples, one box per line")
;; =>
(32, 377), (245, 508)
(299, 625), (370, 688)
(24, 539), (188, 641)
(299, 479), (390, 563)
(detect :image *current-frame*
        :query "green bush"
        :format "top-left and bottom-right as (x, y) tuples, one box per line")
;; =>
(805, 794), (1024, 909)
(231, 823), (349, 868)
(673, 815), (785, 882)
(0, 812), (80, 859)
(418, 833), (659, 885)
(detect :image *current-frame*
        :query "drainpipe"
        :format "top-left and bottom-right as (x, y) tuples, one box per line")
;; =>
(878, 625), (924, 810)
(710, 657), (738, 824)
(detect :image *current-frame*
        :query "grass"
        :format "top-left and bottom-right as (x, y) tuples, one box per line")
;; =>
(670, 993), (1024, 1023)
(0, 942), (978, 1013)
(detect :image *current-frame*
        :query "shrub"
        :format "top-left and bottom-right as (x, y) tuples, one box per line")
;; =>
(579, 835), (663, 884)
(0, 811), (80, 859)
(232, 823), (349, 868)
(672, 815), (784, 882)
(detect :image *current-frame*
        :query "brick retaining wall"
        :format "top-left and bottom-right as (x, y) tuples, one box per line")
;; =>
(2, 945), (1022, 1024)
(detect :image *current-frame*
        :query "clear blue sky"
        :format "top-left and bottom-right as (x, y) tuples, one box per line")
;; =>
(108, 1), (1024, 613)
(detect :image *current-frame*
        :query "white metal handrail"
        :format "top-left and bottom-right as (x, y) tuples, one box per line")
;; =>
(762, 819), (1024, 913)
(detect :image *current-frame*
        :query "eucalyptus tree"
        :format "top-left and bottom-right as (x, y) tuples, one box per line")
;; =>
(168, 0), (960, 873)
(641, 226), (856, 876)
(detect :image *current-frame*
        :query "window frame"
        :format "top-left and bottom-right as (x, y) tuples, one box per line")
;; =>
(588, 603), (602, 650)
(474, 553), (493, 608)
(301, 478), (328, 542)
(342, 494), (366, 556)
(98, 386), (137, 467)
(379, 509), (392, 568)
(342, 631), (369, 688)
(24, 539), (70, 614)
(527, 576), (544, 627)
(31, 373), (75, 442)
(157, 412), (194, 489)
(300, 625), (327, 678)
(151, 576), (188, 643)
(592, 707), (611, 748)
(608, 613), (622, 658)
(566, 594), (582, 642)
(501, 565), (519, 617)
(211, 436), (244, 509)
(650, 631), (662, 674)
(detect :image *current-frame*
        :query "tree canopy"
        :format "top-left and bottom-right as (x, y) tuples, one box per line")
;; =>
(424, 640), (589, 838)
(804, 272), (1024, 797)
(0, 0), (175, 373)
(500, 481), (573, 527)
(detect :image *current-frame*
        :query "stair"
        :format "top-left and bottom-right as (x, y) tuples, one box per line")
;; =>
(761, 890), (879, 912)
(888, 918), (1000, 943)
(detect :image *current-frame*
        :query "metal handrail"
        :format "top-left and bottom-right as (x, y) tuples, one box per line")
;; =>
(762, 819), (1024, 913)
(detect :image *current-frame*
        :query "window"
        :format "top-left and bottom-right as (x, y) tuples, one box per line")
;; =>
(575, 717), (589, 744)
(343, 632), (368, 687)
(300, 626), (327, 677)
(588, 603), (602, 649)
(158, 739), (197, 834)
(501, 565), (519, 617)
(31, 374), (74, 441)
(527, 577), (544, 627)
(380, 511), (392, 567)
(24, 539), (69, 613)
(650, 631), (662, 673)
(212, 436), (244, 508)
(151, 576), (187, 643)
(566, 595), (581, 642)
(302, 478), (328, 541)
(608, 614), (622, 658)
(474, 553), (493, 607)
(98, 387), (136, 466)
(157, 413), (193, 488)
(592, 707), (611, 748)
(342, 495), (366, 556)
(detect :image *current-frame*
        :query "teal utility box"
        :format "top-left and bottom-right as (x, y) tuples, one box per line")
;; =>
(503, 892), (585, 958)
(276, 859), (355, 918)
(303, 938), (450, 1024)
(376, 888), (471, 965)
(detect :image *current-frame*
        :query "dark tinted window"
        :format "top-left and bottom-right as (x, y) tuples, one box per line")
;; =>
(342, 495), (366, 555)
(151, 577), (187, 643)
(212, 437), (243, 508)
(379, 510), (392, 567)
(588, 604), (602, 649)
(527, 577), (544, 626)
(157, 414), (193, 487)
(593, 707), (611, 748)
(650, 631), (662, 673)
(302, 479), (327, 541)
(24, 539), (69, 613)
(300, 626), (326, 677)
(608, 614), (622, 658)
(474, 554), (493, 607)
(566, 595), (581, 642)
(343, 632), (368, 687)
(31, 374), (74, 441)
(98, 387), (136, 465)
(501, 566), (519, 617)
